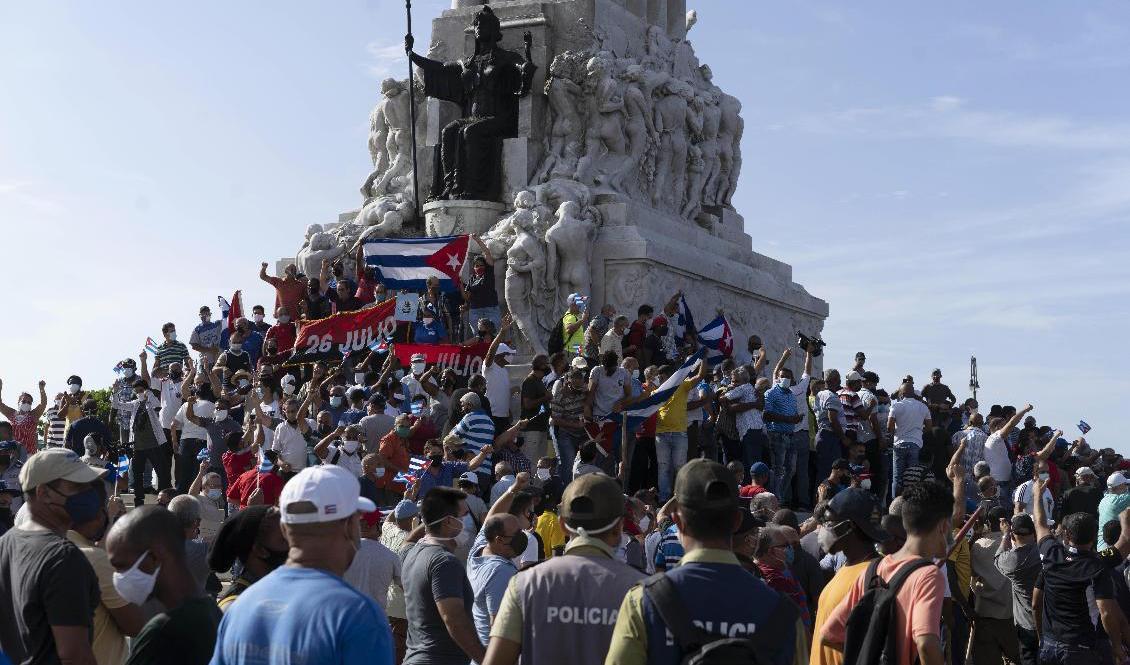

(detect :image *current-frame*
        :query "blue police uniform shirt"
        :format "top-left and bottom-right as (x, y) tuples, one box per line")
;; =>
(211, 565), (394, 665)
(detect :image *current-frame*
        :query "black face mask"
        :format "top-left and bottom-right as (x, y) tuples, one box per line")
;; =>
(429, 454), (444, 466)
(261, 546), (288, 570)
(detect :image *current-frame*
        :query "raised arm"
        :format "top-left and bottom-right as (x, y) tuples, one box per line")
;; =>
(1035, 429), (1061, 461)
(315, 425), (345, 461)
(467, 444), (494, 472)
(1032, 475), (1052, 542)
(472, 234), (494, 266)
(494, 420), (528, 449)
(0, 379), (12, 419)
(947, 440), (967, 526)
(139, 351), (151, 386)
(801, 349), (813, 378)
(33, 380), (48, 418)
(1000, 404), (1032, 439)
(184, 396), (203, 427)
(773, 347), (792, 378)
(484, 314), (512, 368)
(752, 344), (769, 374)
(488, 472), (530, 518)
(319, 259), (330, 295)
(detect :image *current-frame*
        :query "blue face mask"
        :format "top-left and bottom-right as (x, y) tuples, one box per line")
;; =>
(61, 487), (103, 525)
(784, 544), (796, 566)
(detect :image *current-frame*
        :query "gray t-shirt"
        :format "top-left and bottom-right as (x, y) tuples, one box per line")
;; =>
(401, 541), (474, 665)
(0, 527), (100, 665)
(995, 542), (1042, 630)
(467, 529), (519, 649)
(588, 367), (628, 419)
(359, 414), (396, 454)
(204, 418), (242, 473)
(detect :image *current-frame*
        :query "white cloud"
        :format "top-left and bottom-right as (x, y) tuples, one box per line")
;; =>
(0, 180), (66, 216)
(364, 40), (407, 80)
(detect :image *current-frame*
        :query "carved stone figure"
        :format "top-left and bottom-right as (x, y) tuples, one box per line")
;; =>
(652, 78), (693, 209)
(682, 143), (706, 220)
(619, 64), (657, 194)
(354, 193), (407, 241)
(545, 201), (596, 304)
(716, 91), (743, 207)
(361, 78), (417, 202)
(698, 91), (723, 208)
(407, 6), (536, 201)
(574, 54), (629, 189)
(297, 231), (345, 279)
(503, 209), (549, 355)
(534, 52), (586, 183)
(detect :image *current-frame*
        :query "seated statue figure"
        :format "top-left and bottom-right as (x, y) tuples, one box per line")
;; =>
(406, 5), (536, 201)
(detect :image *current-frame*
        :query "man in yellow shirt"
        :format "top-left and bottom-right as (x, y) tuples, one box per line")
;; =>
(561, 294), (588, 356)
(810, 488), (888, 665)
(654, 359), (709, 502)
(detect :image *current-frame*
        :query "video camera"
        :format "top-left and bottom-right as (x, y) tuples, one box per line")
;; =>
(796, 331), (827, 357)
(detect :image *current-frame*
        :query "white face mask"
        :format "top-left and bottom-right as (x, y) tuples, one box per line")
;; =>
(342, 440), (360, 454)
(411, 362), (426, 376)
(638, 516), (651, 532)
(278, 315), (291, 324)
(253, 314), (264, 323)
(422, 317), (435, 326)
(354, 373), (366, 385)
(1038, 472), (1050, 482)
(462, 514), (476, 532)
(374, 467), (386, 478)
(330, 396), (344, 408)
(230, 343), (243, 353)
(817, 525), (838, 553)
(860, 478), (872, 491)
(536, 468), (551, 481)
(67, 383), (81, 394)
(282, 382), (296, 395)
(238, 379), (251, 389)
(776, 377), (791, 389)
(112, 551), (160, 607)
(17, 402), (31, 413)
(206, 488), (223, 501)
(122, 369), (135, 379)
(454, 528), (472, 548)
(213, 409), (228, 422)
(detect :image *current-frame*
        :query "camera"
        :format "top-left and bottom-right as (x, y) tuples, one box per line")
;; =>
(796, 331), (826, 357)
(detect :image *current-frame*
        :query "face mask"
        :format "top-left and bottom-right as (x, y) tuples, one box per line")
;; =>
(330, 396), (343, 408)
(68, 383), (81, 394)
(256, 386), (265, 398)
(112, 551), (160, 606)
(454, 529), (472, 548)
(168, 332), (177, 342)
(638, 516), (651, 532)
(422, 317), (435, 326)
(60, 487), (102, 525)
(509, 530), (529, 556)
(374, 467), (386, 478)
(253, 314), (264, 323)
(230, 343), (243, 353)
(122, 368), (136, 379)
(536, 468), (551, 481)
(860, 478), (872, 491)
(342, 440), (360, 454)
(462, 514), (476, 532)
(783, 544), (796, 566)
(411, 362), (426, 376)
(206, 488), (223, 501)
(817, 525), (838, 552)
(213, 409), (228, 422)
(1038, 472), (1050, 482)
(776, 377), (791, 389)
(17, 402), (31, 413)
(278, 314), (292, 324)
(354, 373), (366, 385)
(429, 454), (444, 466)
(238, 379), (251, 389)
(282, 383), (296, 395)
(396, 426), (412, 438)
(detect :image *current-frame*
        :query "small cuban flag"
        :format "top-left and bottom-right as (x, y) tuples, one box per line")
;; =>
(394, 455), (428, 486)
(107, 455), (130, 483)
(1078, 420), (1092, 435)
(196, 447), (211, 462)
(368, 336), (392, 354)
(113, 361), (126, 374)
(144, 337), (159, 355)
(257, 451), (273, 473)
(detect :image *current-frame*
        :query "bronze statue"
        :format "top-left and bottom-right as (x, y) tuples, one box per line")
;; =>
(405, 6), (536, 201)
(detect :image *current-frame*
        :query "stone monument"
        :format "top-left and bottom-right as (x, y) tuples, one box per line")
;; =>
(282, 0), (828, 374)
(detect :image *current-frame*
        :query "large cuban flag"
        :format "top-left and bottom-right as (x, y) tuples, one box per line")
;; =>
(697, 315), (733, 367)
(611, 347), (708, 429)
(362, 235), (470, 293)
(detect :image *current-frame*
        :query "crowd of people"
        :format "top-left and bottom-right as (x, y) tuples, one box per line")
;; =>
(0, 257), (1128, 665)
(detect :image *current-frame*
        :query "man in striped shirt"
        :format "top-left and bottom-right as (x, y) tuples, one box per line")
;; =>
(44, 395), (67, 448)
(155, 322), (190, 368)
(451, 392), (495, 482)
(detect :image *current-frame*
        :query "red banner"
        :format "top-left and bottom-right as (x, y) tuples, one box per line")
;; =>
(393, 342), (491, 377)
(289, 299), (397, 364)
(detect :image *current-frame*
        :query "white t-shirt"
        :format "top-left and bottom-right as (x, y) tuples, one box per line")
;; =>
(270, 418), (316, 471)
(889, 398), (931, 447)
(343, 538), (401, 611)
(324, 444), (364, 477)
(589, 366), (629, 419)
(149, 376), (183, 429)
(173, 400), (214, 441)
(984, 432), (1012, 482)
(857, 388), (878, 441)
(791, 375), (811, 433)
(1014, 480), (1056, 526)
(815, 389), (844, 430)
(482, 362), (511, 418)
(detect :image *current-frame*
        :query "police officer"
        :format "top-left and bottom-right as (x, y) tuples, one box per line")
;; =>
(483, 473), (645, 665)
(0, 441), (22, 513)
(606, 459), (808, 665)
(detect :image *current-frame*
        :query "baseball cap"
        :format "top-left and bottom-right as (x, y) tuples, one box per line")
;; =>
(750, 462), (770, 478)
(495, 343), (516, 356)
(560, 473), (625, 527)
(457, 471), (479, 485)
(570, 356), (589, 370)
(1108, 471), (1130, 489)
(1010, 513), (1035, 536)
(410, 353), (426, 363)
(675, 459), (738, 510)
(393, 499), (419, 520)
(19, 448), (107, 492)
(827, 488), (888, 543)
(844, 371), (864, 383)
(278, 465), (376, 524)
(652, 315), (668, 327)
(1075, 466), (1096, 479)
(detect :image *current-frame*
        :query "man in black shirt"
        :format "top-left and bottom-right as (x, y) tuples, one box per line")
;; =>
(1061, 466), (1102, 520)
(1032, 476), (1128, 664)
(920, 368), (956, 426)
(106, 506), (221, 665)
(0, 448), (106, 665)
(519, 355), (551, 459)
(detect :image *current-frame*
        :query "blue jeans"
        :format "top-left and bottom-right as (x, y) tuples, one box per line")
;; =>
(788, 430), (811, 509)
(768, 431), (793, 499)
(742, 429), (766, 473)
(815, 429), (842, 485)
(1038, 637), (1110, 665)
(468, 305), (500, 335)
(891, 442), (920, 497)
(553, 427), (583, 482)
(656, 432), (688, 502)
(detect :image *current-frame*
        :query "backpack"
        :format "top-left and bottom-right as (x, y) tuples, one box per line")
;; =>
(842, 557), (935, 665)
(546, 316), (565, 356)
(643, 573), (799, 665)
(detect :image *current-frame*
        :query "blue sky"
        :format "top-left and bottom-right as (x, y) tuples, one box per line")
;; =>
(2, 2), (1127, 450)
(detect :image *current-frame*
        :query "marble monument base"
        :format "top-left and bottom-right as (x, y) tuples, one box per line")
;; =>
(423, 200), (508, 238)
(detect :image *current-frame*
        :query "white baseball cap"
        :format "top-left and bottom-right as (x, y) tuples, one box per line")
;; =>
(410, 353), (426, 362)
(458, 471), (479, 485)
(844, 371), (864, 383)
(1075, 466), (1096, 479)
(570, 356), (589, 369)
(19, 448), (107, 492)
(1108, 471), (1130, 489)
(279, 465), (376, 524)
(495, 343), (516, 356)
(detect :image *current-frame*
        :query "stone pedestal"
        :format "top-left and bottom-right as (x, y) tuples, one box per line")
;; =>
(423, 199), (508, 237)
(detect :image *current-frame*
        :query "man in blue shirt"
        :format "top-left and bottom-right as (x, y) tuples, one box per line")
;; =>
(210, 465), (394, 665)
(764, 348), (804, 499)
(467, 513), (524, 654)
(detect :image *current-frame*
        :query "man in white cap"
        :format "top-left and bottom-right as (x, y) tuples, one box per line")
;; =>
(0, 447), (107, 665)
(401, 352), (430, 406)
(1098, 471), (1130, 549)
(1062, 466), (1102, 518)
(211, 464), (394, 664)
(482, 314), (516, 433)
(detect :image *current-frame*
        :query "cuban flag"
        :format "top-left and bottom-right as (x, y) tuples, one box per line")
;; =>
(1078, 420), (1092, 435)
(697, 315), (733, 367)
(144, 337), (159, 355)
(363, 235), (470, 293)
(368, 336), (392, 354)
(218, 291), (242, 334)
(107, 454), (131, 483)
(394, 455), (428, 485)
(611, 348), (707, 429)
(257, 451), (273, 473)
(676, 294), (696, 344)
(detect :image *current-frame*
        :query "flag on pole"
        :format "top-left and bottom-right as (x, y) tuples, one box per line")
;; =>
(394, 454), (428, 485)
(257, 450), (273, 473)
(676, 294), (696, 344)
(696, 315), (733, 366)
(107, 455), (131, 483)
(1078, 420), (1092, 435)
(144, 337), (159, 355)
(362, 235), (470, 293)
(218, 291), (243, 334)
(610, 348), (707, 429)
(368, 336), (392, 354)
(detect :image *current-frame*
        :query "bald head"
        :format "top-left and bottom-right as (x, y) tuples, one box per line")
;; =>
(482, 513), (519, 542)
(107, 505), (186, 563)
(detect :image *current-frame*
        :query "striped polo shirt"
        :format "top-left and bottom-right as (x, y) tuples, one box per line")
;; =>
(155, 340), (190, 368)
(452, 409), (494, 468)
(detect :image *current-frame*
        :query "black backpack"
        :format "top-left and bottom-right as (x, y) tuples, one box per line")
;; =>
(842, 557), (935, 665)
(643, 573), (799, 665)
(546, 316), (565, 356)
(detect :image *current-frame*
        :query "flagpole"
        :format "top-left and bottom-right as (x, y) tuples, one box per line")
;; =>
(405, 0), (421, 223)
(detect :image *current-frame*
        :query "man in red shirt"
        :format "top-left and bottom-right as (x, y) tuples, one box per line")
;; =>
(264, 305), (298, 356)
(739, 462), (772, 498)
(623, 304), (653, 360)
(227, 450), (286, 509)
(258, 261), (308, 316)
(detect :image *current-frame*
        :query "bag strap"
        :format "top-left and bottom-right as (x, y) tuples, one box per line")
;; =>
(882, 558), (935, 593)
(643, 574), (711, 652)
(861, 557), (883, 591)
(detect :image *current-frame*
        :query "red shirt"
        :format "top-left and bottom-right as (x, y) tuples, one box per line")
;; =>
(222, 449), (255, 484)
(227, 468), (285, 509)
(626, 320), (647, 355)
(265, 322), (298, 355)
(263, 275), (308, 318)
(739, 483), (769, 499)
